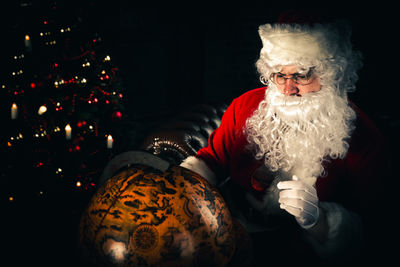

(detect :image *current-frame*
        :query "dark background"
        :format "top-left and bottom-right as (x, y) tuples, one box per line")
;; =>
(102, 4), (398, 126)
(2, 1), (399, 265)
(1, 3), (398, 134)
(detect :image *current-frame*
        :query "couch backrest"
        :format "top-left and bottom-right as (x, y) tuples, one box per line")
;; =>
(140, 103), (228, 165)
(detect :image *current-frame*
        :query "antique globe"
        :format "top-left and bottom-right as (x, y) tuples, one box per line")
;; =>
(79, 164), (236, 266)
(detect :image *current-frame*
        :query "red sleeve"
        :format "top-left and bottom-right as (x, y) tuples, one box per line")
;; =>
(195, 97), (239, 179)
(195, 87), (266, 183)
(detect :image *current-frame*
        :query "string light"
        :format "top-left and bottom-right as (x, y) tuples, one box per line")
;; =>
(5, 12), (125, 200)
(33, 127), (47, 138)
(9, 133), (24, 141)
(60, 27), (71, 33)
(55, 102), (63, 111)
(45, 40), (57, 46)
(13, 54), (24, 60)
(12, 70), (23, 76)
(8, 132), (24, 146)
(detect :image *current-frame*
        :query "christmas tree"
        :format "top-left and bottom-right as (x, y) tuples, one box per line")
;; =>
(2, 1), (127, 211)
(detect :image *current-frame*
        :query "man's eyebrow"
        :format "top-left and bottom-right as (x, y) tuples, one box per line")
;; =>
(277, 72), (302, 76)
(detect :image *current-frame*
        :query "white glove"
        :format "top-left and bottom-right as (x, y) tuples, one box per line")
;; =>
(277, 175), (319, 229)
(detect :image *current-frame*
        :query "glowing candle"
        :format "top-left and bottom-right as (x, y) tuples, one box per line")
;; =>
(65, 124), (72, 140)
(11, 103), (18, 119)
(24, 35), (32, 52)
(107, 135), (113, 149)
(38, 105), (47, 115)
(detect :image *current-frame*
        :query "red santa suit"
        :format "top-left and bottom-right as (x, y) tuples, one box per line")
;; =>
(181, 86), (389, 261)
(180, 14), (392, 263)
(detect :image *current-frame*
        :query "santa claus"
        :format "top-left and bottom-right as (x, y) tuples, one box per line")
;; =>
(180, 13), (389, 265)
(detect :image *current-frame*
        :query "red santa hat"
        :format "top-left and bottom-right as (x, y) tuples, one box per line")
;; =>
(258, 10), (344, 69)
(256, 9), (362, 94)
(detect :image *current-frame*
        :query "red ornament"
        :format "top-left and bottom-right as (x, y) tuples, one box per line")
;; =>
(111, 111), (122, 119)
(77, 121), (87, 127)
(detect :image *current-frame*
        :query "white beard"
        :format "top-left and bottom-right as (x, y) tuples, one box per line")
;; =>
(245, 84), (356, 186)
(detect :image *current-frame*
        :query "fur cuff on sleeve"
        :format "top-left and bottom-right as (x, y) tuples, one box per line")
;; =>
(303, 201), (363, 261)
(180, 156), (217, 186)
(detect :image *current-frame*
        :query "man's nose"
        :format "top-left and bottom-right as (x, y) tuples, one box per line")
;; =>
(283, 79), (299, 96)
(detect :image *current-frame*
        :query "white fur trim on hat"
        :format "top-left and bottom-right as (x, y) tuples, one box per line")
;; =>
(180, 156), (217, 185)
(258, 23), (337, 68)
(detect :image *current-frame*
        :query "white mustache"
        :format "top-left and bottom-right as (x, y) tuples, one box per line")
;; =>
(267, 87), (327, 122)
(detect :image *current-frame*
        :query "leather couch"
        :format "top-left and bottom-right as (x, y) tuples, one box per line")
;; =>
(139, 103), (228, 165)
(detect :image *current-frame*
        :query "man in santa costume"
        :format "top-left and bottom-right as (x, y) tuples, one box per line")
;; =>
(180, 12), (390, 265)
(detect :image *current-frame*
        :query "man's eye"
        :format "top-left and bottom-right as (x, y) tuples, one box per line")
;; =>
(296, 75), (307, 79)
(276, 74), (285, 78)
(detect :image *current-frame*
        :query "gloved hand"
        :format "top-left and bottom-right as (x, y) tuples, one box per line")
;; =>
(277, 175), (319, 229)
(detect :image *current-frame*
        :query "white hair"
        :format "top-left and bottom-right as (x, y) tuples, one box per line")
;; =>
(245, 84), (356, 181)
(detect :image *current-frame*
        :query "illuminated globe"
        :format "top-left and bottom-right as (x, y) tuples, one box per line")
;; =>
(79, 164), (236, 266)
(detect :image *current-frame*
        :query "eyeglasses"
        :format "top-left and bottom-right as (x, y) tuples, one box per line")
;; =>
(269, 68), (315, 85)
